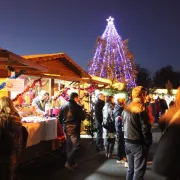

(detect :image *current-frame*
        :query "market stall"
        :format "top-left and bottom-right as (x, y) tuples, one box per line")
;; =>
(0, 50), (65, 163)
(0, 49), (48, 98)
(1, 49), (125, 159)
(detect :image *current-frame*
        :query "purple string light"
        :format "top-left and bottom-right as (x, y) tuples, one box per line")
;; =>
(89, 16), (136, 89)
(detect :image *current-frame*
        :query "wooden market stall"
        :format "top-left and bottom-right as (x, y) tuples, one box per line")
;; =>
(0, 49), (48, 98)
(0, 49), (125, 161)
(22, 53), (91, 98)
(22, 53), (124, 136)
(0, 49), (48, 76)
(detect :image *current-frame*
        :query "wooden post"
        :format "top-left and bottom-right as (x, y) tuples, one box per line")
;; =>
(49, 78), (54, 97)
(7, 70), (11, 98)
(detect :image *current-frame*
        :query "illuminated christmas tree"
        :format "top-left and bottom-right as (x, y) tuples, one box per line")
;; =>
(88, 16), (136, 89)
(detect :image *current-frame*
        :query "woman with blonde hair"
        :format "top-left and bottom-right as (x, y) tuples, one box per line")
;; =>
(152, 87), (180, 180)
(0, 96), (22, 180)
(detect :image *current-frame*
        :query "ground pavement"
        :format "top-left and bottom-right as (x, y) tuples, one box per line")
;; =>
(17, 129), (165, 180)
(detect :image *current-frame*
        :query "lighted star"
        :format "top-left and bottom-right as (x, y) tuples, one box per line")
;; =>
(106, 16), (114, 24)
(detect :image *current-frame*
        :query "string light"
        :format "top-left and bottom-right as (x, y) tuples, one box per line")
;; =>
(89, 16), (136, 89)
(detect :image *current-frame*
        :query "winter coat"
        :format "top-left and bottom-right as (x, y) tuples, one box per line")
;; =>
(0, 113), (22, 162)
(58, 100), (86, 127)
(94, 99), (105, 123)
(122, 98), (152, 147)
(159, 99), (168, 115)
(102, 102), (116, 133)
(152, 105), (180, 178)
(113, 104), (124, 134)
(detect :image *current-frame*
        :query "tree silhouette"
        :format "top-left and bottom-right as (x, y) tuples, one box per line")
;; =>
(153, 65), (180, 88)
(136, 66), (152, 88)
(165, 80), (173, 95)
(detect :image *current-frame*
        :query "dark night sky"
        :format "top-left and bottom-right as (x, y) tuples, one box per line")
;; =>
(0, 0), (180, 75)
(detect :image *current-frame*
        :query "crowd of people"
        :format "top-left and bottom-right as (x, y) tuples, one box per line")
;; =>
(94, 87), (152, 180)
(94, 86), (180, 180)
(0, 86), (180, 180)
(58, 86), (180, 180)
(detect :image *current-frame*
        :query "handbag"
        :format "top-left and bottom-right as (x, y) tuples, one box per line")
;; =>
(102, 114), (115, 132)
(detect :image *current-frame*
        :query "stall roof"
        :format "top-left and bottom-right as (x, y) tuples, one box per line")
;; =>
(23, 53), (91, 81)
(90, 75), (112, 85)
(0, 49), (48, 77)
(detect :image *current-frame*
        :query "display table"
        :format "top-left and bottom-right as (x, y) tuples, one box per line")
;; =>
(22, 117), (58, 147)
(19, 117), (65, 164)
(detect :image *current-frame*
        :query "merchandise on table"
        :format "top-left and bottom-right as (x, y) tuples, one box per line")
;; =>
(21, 116), (56, 123)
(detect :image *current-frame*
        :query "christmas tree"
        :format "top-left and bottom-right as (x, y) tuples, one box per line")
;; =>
(88, 16), (136, 89)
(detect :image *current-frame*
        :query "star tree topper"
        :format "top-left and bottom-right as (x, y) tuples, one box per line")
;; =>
(107, 16), (114, 24)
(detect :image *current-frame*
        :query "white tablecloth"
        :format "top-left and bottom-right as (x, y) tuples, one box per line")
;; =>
(22, 118), (58, 147)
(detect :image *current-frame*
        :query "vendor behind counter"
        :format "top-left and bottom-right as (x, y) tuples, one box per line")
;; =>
(32, 90), (49, 114)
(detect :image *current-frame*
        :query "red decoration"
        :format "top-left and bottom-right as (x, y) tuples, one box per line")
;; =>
(54, 88), (69, 101)
(39, 79), (42, 87)
(12, 76), (42, 102)
(72, 84), (106, 93)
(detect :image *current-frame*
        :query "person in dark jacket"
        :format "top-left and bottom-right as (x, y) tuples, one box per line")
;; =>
(94, 93), (105, 151)
(122, 86), (152, 180)
(169, 98), (175, 107)
(0, 96), (22, 180)
(159, 95), (168, 115)
(152, 87), (180, 180)
(113, 97), (126, 163)
(102, 96), (116, 158)
(58, 92), (86, 170)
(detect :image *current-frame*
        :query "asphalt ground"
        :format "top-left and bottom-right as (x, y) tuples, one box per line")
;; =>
(16, 129), (165, 180)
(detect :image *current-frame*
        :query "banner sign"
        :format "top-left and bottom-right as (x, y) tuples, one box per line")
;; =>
(6, 79), (24, 92)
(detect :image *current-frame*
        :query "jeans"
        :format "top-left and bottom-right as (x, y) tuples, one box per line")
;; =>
(105, 138), (115, 155)
(95, 120), (103, 149)
(65, 124), (80, 165)
(117, 133), (125, 160)
(125, 143), (149, 180)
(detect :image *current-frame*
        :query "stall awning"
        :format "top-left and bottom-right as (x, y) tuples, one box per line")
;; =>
(0, 49), (48, 77)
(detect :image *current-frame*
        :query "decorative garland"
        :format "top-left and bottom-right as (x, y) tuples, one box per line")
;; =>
(0, 70), (25, 90)
(12, 76), (42, 102)
(54, 88), (70, 101)
(72, 84), (96, 93)
(72, 84), (108, 94)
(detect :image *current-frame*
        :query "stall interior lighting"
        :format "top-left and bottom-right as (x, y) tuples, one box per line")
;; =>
(43, 73), (61, 77)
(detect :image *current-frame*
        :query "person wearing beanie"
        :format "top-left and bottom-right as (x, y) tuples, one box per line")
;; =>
(122, 86), (152, 180)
